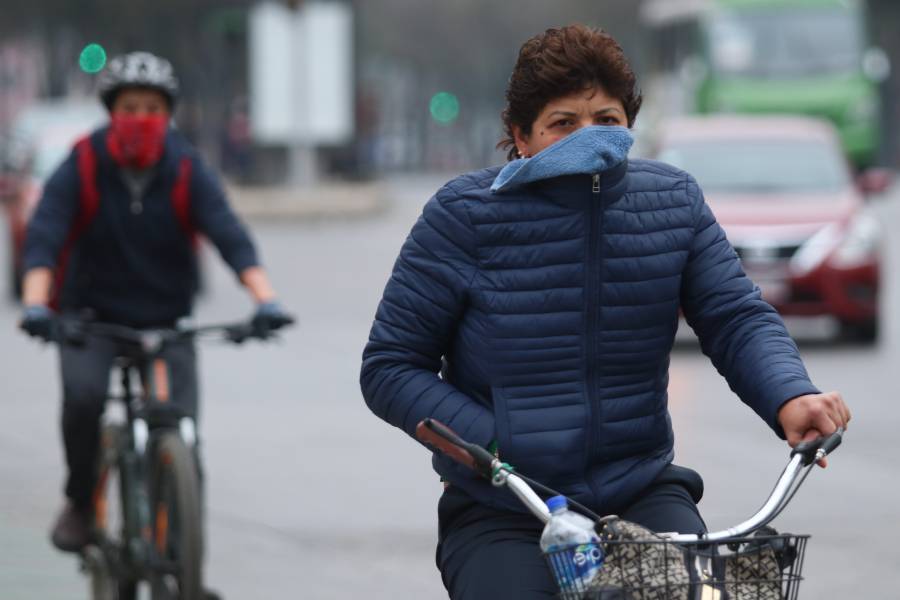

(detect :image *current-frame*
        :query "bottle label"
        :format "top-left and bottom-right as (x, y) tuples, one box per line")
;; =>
(547, 542), (604, 591)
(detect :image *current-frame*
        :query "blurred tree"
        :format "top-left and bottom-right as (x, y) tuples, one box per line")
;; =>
(868, 0), (900, 165)
(17, 0), (900, 171)
(2, 0), (643, 174)
(7, 0), (898, 171)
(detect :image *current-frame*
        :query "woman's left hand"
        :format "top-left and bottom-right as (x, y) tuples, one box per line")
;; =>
(777, 391), (850, 468)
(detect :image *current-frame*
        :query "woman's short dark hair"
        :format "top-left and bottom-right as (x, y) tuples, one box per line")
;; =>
(499, 24), (643, 161)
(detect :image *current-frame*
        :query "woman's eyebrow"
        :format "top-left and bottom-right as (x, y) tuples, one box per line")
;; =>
(594, 107), (624, 115)
(546, 110), (577, 119)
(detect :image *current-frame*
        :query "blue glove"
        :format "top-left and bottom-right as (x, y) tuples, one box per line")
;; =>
(251, 301), (295, 338)
(20, 305), (56, 341)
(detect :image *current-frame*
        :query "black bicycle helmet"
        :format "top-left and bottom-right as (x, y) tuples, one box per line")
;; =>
(97, 51), (180, 110)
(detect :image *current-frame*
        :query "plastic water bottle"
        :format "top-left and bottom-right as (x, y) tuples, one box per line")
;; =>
(540, 495), (603, 593)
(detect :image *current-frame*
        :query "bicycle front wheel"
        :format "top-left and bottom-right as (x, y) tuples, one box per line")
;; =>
(92, 424), (137, 600)
(149, 432), (203, 600)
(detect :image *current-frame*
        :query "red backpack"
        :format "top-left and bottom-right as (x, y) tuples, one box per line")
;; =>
(50, 136), (196, 308)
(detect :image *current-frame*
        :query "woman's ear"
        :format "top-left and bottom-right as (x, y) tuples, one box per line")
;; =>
(512, 125), (530, 158)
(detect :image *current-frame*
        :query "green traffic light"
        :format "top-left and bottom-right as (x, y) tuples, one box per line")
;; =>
(79, 44), (107, 74)
(430, 92), (460, 125)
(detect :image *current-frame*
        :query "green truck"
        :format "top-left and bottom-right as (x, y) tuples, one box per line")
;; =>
(641, 0), (889, 167)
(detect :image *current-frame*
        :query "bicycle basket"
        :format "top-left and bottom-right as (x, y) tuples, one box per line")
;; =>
(544, 518), (808, 600)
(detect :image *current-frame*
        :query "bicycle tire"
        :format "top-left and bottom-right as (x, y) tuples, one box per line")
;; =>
(149, 431), (203, 600)
(92, 424), (138, 600)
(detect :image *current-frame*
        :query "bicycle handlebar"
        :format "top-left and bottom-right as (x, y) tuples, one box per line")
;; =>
(415, 418), (553, 522)
(54, 317), (280, 353)
(791, 428), (843, 466)
(415, 418), (496, 478)
(416, 418), (844, 539)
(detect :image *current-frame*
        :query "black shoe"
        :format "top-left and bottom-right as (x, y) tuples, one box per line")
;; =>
(50, 502), (92, 552)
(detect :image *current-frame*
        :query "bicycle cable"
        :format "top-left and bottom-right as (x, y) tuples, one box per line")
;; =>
(511, 471), (603, 522)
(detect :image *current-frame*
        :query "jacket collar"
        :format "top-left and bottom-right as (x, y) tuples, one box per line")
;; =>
(491, 125), (633, 193)
(531, 159), (630, 209)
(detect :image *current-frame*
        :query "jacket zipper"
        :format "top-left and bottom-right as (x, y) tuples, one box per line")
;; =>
(586, 173), (603, 467)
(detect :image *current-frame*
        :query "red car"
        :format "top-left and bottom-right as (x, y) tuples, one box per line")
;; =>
(653, 115), (890, 342)
(3, 100), (106, 298)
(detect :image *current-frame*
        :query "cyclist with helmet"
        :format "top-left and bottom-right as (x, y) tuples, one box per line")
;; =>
(18, 51), (293, 551)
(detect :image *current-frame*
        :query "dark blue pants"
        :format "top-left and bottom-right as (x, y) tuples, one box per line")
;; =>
(436, 465), (705, 600)
(59, 333), (197, 508)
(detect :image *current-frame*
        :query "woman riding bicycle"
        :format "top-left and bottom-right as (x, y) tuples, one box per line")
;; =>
(360, 24), (850, 599)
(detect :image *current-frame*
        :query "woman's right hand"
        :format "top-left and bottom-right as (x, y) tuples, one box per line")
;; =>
(777, 391), (850, 467)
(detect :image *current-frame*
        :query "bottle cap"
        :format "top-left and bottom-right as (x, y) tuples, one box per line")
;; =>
(546, 495), (568, 513)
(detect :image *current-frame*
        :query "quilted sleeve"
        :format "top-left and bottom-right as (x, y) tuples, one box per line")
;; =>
(360, 184), (495, 448)
(679, 174), (820, 438)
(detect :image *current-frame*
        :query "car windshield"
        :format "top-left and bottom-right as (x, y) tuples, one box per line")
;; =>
(32, 145), (71, 181)
(707, 7), (862, 78)
(657, 138), (850, 194)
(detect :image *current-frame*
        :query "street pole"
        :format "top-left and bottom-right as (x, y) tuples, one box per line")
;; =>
(287, 0), (318, 185)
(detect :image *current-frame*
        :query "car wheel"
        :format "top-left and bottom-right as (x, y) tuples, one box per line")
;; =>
(839, 318), (878, 344)
(9, 255), (22, 302)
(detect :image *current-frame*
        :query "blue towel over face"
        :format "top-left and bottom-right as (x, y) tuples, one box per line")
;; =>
(491, 125), (634, 193)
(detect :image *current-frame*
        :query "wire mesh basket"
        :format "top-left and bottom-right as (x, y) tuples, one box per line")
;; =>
(545, 530), (809, 600)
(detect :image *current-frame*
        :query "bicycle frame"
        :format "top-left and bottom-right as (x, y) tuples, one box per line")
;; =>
(416, 418), (843, 542)
(95, 359), (199, 584)
(64, 317), (270, 593)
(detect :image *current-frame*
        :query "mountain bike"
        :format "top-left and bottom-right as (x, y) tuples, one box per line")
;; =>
(54, 317), (284, 600)
(416, 418), (842, 599)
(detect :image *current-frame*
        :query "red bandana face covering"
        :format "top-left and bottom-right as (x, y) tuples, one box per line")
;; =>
(106, 113), (168, 169)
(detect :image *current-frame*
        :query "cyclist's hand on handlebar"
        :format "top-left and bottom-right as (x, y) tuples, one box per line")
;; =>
(251, 300), (295, 339)
(19, 304), (56, 341)
(778, 391), (850, 468)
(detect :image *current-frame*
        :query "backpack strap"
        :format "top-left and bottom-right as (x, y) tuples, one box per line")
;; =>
(50, 136), (101, 309)
(171, 156), (197, 245)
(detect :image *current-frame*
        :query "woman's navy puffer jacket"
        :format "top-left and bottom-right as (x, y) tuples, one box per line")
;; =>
(360, 158), (818, 514)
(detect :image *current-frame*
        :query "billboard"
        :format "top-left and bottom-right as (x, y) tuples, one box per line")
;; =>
(249, 1), (354, 145)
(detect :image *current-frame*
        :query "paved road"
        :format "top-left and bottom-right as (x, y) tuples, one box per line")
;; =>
(1, 175), (898, 599)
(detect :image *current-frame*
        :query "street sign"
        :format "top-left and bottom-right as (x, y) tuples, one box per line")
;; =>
(249, 1), (354, 146)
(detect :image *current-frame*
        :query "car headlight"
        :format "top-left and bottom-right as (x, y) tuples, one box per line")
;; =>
(830, 213), (881, 268)
(790, 216), (881, 276)
(790, 224), (842, 276)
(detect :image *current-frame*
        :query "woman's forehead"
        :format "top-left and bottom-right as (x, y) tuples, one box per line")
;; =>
(542, 87), (623, 112)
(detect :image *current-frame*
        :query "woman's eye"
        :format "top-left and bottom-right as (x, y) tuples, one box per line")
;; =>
(552, 119), (574, 128)
(597, 117), (620, 125)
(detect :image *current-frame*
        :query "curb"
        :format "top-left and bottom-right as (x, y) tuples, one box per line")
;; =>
(226, 181), (385, 220)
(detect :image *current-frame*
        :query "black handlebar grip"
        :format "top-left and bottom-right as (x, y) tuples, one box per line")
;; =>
(792, 427), (844, 466)
(819, 428), (843, 456)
